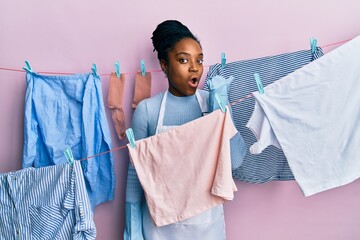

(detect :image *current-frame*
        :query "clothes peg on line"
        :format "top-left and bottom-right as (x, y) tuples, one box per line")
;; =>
(115, 61), (120, 78)
(126, 128), (136, 148)
(92, 63), (99, 77)
(23, 60), (34, 73)
(221, 53), (226, 68)
(140, 60), (146, 76)
(64, 147), (74, 166)
(310, 37), (317, 54)
(254, 73), (264, 94)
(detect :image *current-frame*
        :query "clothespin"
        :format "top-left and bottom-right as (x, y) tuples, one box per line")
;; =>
(91, 63), (99, 77)
(22, 60), (34, 73)
(114, 61), (120, 78)
(310, 37), (317, 54)
(64, 147), (74, 166)
(254, 73), (264, 94)
(126, 128), (136, 148)
(140, 59), (146, 76)
(206, 78), (214, 90)
(221, 53), (226, 68)
(215, 92), (226, 112)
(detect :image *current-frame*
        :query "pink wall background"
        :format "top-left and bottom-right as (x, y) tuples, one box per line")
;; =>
(1, 1), (360, 239)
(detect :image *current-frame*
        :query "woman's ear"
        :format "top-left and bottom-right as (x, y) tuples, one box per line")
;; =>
(160, 59), (168, 74)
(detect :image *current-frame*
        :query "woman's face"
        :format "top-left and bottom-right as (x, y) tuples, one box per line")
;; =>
(161, 38), (204, 97)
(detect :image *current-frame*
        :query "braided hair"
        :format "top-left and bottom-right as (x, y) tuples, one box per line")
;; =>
(151, 20), (201, 63)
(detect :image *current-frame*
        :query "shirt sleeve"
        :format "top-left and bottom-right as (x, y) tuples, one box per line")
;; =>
(71, 161), (97, 240)
(22, 73), (38, 168)
(230, 132), (247, 170)
(124, 101), (149, 240)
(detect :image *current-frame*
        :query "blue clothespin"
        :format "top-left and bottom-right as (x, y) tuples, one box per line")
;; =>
(310, 37), (317, 54)
(126, 128), (136, 148)
(22, 60), (34, 73)
(254, 73), (264, 94)
(64, 147), (74, 166)
(115, 61), (120, 78)
(214, 92), (226, 113)
(140, 59), (146, 76)
(221, 53), (226, 68)
(91, 63), (99, 77)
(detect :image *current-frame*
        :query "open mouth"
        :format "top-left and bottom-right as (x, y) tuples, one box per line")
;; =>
(188, 77), (199, 88)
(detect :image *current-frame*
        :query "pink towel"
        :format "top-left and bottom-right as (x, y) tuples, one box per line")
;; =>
(127, 107), (238, 226)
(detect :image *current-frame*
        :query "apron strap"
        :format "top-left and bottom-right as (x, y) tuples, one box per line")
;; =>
(155, 90), (208, 134)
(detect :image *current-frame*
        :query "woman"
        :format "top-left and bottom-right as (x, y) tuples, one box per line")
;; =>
(124, 20), (240, 240)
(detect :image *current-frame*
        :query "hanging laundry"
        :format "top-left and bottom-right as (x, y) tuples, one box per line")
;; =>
(247, 35), (360, 196)
(204, 47), (324, 183)
(125, 90), (243, 240)
(132, 71), (152, 109)
(206, 75), (247, 167)
(107, 72), (127, 140)
(22, 72), (115, 209)
(0, 161), (96, 239)
(127, 106), (237, 227)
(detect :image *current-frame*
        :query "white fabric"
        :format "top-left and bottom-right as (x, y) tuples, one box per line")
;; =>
(143, 90), (227, 240)
(247, 35), (360, 196)
(246, 100), (281, 154)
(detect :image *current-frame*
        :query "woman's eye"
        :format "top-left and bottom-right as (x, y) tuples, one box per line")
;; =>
(197, 59), (204, 64)
(179, 59), (188, 63)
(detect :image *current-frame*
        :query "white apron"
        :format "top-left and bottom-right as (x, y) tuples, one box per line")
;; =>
(142, 90), (226, 240)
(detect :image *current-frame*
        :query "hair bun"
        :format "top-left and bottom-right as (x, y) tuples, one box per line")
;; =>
(151, 20), (200, 61)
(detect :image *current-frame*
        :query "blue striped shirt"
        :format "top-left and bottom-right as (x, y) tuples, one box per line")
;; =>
(0, 161), (96, 239)
(204, 48), (324, 183)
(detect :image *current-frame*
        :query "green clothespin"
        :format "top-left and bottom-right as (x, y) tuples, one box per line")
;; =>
(140, 60), (146, 76)
(221, 53), (226, 68)
(64, 147), (74, 166)
(23, 60), (34, 73)
(254, 73), (264, 94)
(115, 61), (120, 78)
(310, 37), (317, 54)
(91, 63), (99, 78)
(126, 128), (136, 148)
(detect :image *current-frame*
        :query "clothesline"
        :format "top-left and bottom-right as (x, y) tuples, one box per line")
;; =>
(0, 37), (352, 76)
(1, 37), (353, 162)
(76, 37), (355, 161)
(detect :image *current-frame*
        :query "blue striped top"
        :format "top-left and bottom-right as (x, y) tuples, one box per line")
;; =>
(204, 47), (324, 183)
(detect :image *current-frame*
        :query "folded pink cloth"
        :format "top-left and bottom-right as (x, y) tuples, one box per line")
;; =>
(127, 106), (238, 226)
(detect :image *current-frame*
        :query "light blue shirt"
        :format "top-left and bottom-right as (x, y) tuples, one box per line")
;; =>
(22, 72), (115, 209)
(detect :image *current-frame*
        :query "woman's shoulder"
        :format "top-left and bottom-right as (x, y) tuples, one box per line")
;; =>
(136, 92), (164, 111)
(132, 92), (165, 138)
(133, 92), (164, 122)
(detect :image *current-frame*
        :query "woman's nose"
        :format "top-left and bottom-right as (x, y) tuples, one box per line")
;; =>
(189, 61), (198, 72)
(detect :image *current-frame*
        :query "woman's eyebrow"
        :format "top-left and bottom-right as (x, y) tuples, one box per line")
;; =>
(175, 52), (204, 56)
(175, 52), (190, 56)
